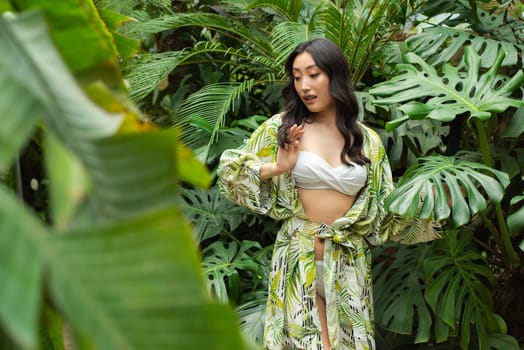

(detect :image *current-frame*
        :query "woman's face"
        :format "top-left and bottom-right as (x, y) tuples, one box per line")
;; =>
(292, 51), (335, 115)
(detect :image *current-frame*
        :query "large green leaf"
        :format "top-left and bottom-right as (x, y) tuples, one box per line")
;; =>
(0, 5), (248, 350)
(14, 0), (126, 88)
(50, 207), (246, 350)
(236, 290), (268, 344)
(507, 194), (524, 236)
(0, 10), (122, 172)
(424, 230), (498, 349)
(407, 26), (523, 68)
(0, 185), (44, 349)
(370, 46), (524, 126)
(372, 242), (433, 343)
(0, 183), (249, 349)
(385, 155), (510, 227)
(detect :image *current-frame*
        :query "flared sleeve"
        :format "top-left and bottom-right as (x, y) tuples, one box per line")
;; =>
(217, 114), (299, 220)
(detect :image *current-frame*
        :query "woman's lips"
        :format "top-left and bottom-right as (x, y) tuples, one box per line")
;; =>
(303, 95), (316, 104)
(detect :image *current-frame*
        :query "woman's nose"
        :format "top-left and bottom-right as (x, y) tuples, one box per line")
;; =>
(301, 79), (310, 91)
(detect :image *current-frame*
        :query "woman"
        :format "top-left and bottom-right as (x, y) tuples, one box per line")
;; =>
(217, 38), (439, 350)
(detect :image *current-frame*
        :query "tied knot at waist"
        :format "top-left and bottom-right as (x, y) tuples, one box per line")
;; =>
(316, 223), (359, 246)
(291, 218), (365, 247)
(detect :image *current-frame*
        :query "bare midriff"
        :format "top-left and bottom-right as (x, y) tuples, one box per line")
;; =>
(297, 188), (357, 261)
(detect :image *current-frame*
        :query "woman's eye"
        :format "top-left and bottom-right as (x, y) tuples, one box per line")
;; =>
(293, 77), (300, 81)
(311, 73), (319, 78)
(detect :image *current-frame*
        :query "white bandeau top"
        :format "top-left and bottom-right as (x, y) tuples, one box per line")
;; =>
(293, 151), (367, 196)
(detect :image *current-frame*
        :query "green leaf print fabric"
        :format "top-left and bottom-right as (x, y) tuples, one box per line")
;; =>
(217, 113), (440, 350)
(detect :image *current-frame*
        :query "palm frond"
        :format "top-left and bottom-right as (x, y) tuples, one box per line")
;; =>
(124, 50), (191, 102)
(313, 0), (399, 84)
(172, 80), (256, 158)
(271, 22), (315, 67)
(125, 13), (272, 57)
(124, 41), (247, 101)
(248, 0), (314, 22)
(386, 215), (442, 244)
(94, 0), (172, 16)
(236, 290), (268, 344)
(345, 0), (400, 83)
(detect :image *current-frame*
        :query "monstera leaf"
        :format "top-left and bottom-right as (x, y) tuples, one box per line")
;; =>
(202, 240), (262, 304)
(370, 46), (524, 128)
(372, 242), (434, 343)
(373, 230), (506, 349)
(407, 27), (522, 68)
(385, 155), (510, 227)
(424, 230), (499, 349)
(181, 187), (252, 243)
(507, 194), (524, 235)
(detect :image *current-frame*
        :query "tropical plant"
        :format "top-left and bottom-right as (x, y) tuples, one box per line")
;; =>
(368, 0), (524, 348)
(0, 0), (254, 349)
(99, 0), (524, 349)
(118, 0), (404, 164)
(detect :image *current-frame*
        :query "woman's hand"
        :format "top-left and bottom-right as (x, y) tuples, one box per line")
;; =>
(277, 123), (304, 170)
(260, 123), (304, 180)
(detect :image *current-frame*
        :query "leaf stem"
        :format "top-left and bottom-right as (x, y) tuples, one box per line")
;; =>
(474, 118), (519, 270)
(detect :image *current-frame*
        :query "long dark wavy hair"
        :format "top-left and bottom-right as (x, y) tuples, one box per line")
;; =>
(277, 38), (369, 166)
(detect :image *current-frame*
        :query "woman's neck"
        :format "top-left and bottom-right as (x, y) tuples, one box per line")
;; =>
(311, 110), (337, 127)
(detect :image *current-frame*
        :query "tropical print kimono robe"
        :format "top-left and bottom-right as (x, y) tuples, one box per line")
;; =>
(217, 113), (439, 350)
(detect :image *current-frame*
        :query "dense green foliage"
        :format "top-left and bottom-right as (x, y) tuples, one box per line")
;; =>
(115, 0), (523, 349)
(1, 0), (523, 349)
(0, 1), (252, 349)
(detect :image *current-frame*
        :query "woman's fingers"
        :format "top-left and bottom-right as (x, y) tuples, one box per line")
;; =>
(287, 123), (305, 144)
